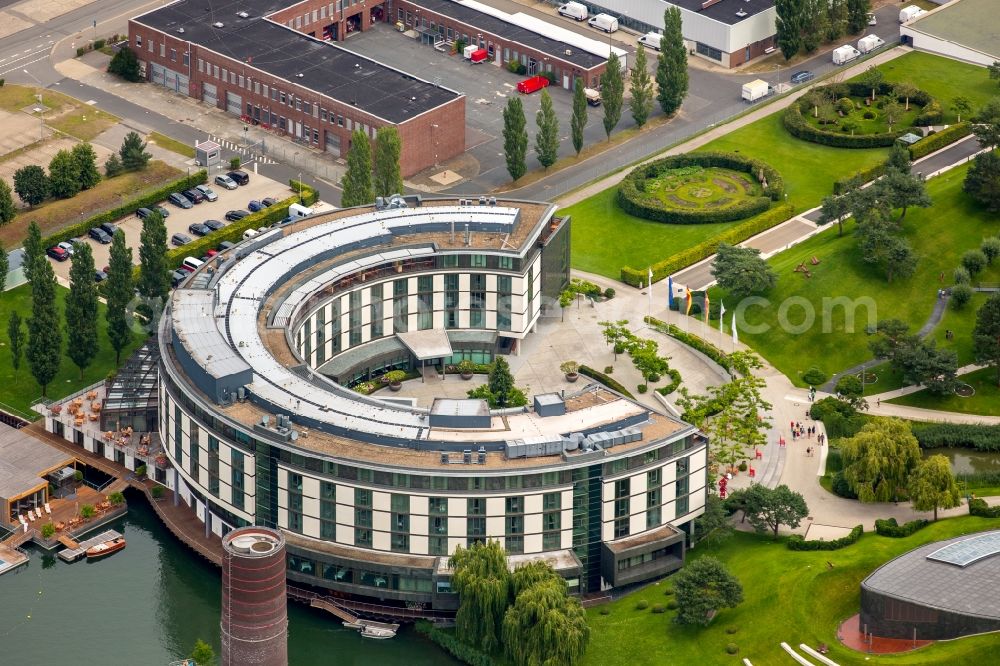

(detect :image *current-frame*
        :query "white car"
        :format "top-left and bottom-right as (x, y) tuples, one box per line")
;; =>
(57, 241), (75, 256)
(637, 32), (663, 51)
(196, 184), (219, 202)
(214, 174), (238, 190)
(868, 13), (877, 26)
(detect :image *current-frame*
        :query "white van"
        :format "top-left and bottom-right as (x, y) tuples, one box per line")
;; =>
(243, 228), (259, 241)
(588, 13), (618, 33)
(181, 257), (204, 273)
(637, 32), (662, 51)
(557, 2), (587, 21)
(288, 203), (314, 219)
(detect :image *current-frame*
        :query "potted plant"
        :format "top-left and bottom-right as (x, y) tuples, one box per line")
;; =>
(80, 504), (96, 521)
(561, 361), (579, 382)
(457, 359), (475, 380)
(135, 464), (147, 478)
(383, 370), (407, 391)
(151, 485), (165, 500)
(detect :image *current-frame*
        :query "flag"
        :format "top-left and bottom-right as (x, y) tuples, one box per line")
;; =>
(719, 301), (726, 335)
(732, 314), (739, 346)
(684, 288), (693, 316)
(703, 291), (710, 324)
(667, 276), (674, 308)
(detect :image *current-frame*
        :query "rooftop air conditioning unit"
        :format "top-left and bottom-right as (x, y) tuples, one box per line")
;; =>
(237, 11), (250, 18)
(296, 73), (304, 78)
(213, 22), (224, 28)
(736, 9), (747, 17)
(565, 49), (572, 56)
(177, 27), (185, 34)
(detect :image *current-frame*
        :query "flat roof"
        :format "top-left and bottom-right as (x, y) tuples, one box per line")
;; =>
(0, 424), (74, 501)
(398, 329), (454, 360)
(909, 0), (999, 59)
(862, 529), (1000, 619)
(133, 0), (461, 123)
(670, 0), (775, 25)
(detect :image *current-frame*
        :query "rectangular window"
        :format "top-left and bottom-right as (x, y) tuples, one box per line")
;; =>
(355, 488), (372, 507)
(505, 536), (524, 554)
(355, 527), (372, 548)
(231, 450), (245, 511)
(467, 517), (486, 536)
(355, 507), (372, 528)
(148, 40), (153, 53)
(543, 492), (561, 511)
(471, 254), (486, 268)
(498, 256), (513, 270)
(429, 497), (448, 515)
(135, 35), (142, 47)
(160, 43), (165, 57)
(429, 536), (448, 555)
(370, 284), (383, 338)
(467, 498), (485, 515)
(505, 496), (522, 514)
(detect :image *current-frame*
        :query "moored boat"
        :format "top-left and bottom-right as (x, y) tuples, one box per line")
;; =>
(86, 536), (126, 559)
(360, 625), (396, 640)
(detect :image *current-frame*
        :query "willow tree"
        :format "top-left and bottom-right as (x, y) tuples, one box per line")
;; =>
(449, 540), (510, 653)
(841, 418), (921, 502)
(502, 576), (590, 666)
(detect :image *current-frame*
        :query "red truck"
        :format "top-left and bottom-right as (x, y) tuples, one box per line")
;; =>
(517, 75), (550, 94)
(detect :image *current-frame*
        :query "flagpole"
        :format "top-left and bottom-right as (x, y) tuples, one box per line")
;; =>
(647, 267), (653, 328)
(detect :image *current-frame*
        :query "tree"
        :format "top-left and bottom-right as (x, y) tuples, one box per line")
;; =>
(879, 169), (930, 219)
(951, 96), (972, 123)
(854, 214), (917, 282)
(973, 292), (1000, 386)
(882, 99), (905, 131)
(65, 242), (99, 379)
(106, 229), (133, 365)
(27, 257), (61, 396)
(672, 556), (743, 626)
(48, 149), (81, 199)
(104, 153), (124, 178)
(137, 211), (170, 303)
(818, 191), (851, 236)
(860, 65), (884, 101)
(341, 128), (373, 207)
(972, 97), (1000, 150)
(372, 126), (403, 198)
(827, 0), (847, 41)
(108, 46), (143, 82)
(656, 7), (688, 115)
(893, 82), (918, 111)
(885, 141), (912, 175)
(534, 89), (559, 170)
(627, 337), (669, 383)
(834, 374), (867, 409)
(502, 575), (589, 666)
(841, 418), (921, 502)
(711, 243), (776, 297)
(119, 131), (151, 171)
(189, 638), (215, 666)
(8, 311), (23, 383)
(693, 494), (733, 545)
(23, 220), (43, 284)
(962, 249), (988, 276)
(13, 164), (48, 207)
(502, 97), (528, 182)
(801, 0), (828, 53)
(0, 179), (15, 225)
(570, 78), (587, 156)
(775, 0), (804, 60)
(909, 455), (962, 521)
(846, 0), (871, 34)
(963, 151), (1000, 212)
(450, 540), (510, 653)
(982, 237), (1000, 265)
(488, 356), (516, 408)
(990, 61), (1000, 88)
(740, 484), (809, 538)
(71, 143), (101, 190)
(600, 53), (624, 140)
(629, 44), (654, 129)
(0, 247), (7, 293)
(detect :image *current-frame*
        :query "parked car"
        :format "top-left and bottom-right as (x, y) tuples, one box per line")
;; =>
(247, 200), (264, 212)
(99, 222), (116, 236)
(218, 241), (236, 251)
(171, 232), (192, 246)
(517, 76), (550, 95)
(57, 241), (76, 257)
(225, 209), (250, 222)
(637, 32), (662, 51)
(155, 205), (171, 218)
(170, 269), (188, 288)
(205, 249), (219, 258)
(203, 219), (226, 231)
(188, 223), (211, 237)
(89, 227), (112, 244)
(183, 188), (206, 205)
(790, 70), (815, 85)
(136, 207), (155, 220)
(195, 184), (219, 202)
(214, 174), (238, 190)
(261, 197), (277, 207)
(94, 270), (107, 283)
(168, 192), (194, 209)
(46, 246), (69, 261)
(227, 170), (250, 186)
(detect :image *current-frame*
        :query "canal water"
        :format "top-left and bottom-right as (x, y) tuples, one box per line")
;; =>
(923, 448), (1000, 476)
(0, 497), (456, 666)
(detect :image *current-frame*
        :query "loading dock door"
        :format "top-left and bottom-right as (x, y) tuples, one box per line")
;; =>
(203, 82), (217, 107)
(324, 130), (341, 157)
(226, 91), (242, 116)
(150, 62), (165, 87)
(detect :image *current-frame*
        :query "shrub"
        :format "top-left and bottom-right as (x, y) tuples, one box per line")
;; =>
(953, 266), (971, 284)
(636, 600), (649, 610)
(41, 523), (56, 539)
(657, 368), (683, 396)
(737, 461), (748, 472)
(620, 204), (794, 286)
(604, 366), (614, 374)
(135, 465), (147, 477)
(647, 372), (661, 383)
(652, 604), (666, 614)
(108, 491), (125, 505)
(151, 485), (165, 499)
(725, 625), (739, 635)
(862, 110), (877, 120)
(832, 471), (858, 499)
(637, 384), (648, 394)
(604, 287), (616, 299)
(787, 524), (863, 550)
(663, 587), (674, 596)
(969, 497), (1000, 518)
(229, 156), (241, 169)
(76, 47), (87, 57)
(414, 621), (496, 666)
(907, 123), (971, 160)
(802, 367), (828, 386)
(599, 607), (611, 615)
(80, 504), (96, 520)
(875, 517), (930, 537)
(666, 599), (679, 610)
(837, 98), (854, 114)
(726, 644), (739, 655)
(962, 249), (988, 276)
(833, 163), (887, 194)
(93, 39), (106, 50)
(914, 99), (943, 125)
(911, 423), (1000, 449)
(73, 470), (83, 482)
(578, 365), (635, 399)
(645, 317), (732, 372)
(950, 283), (973, 309)
(540, 71), (557, 85)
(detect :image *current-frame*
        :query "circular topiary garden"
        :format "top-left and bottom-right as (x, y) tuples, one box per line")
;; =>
(617, 152), (785, 224)
(784, 82), (941, 148)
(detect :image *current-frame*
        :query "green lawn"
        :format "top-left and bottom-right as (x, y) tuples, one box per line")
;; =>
(710, 164), (1000, 384)
(888, 366), (1000, 416)
(563, 187), (741, 279)
(802, 96), (921, 136)
(0, 283), (145, 418)
(877, 51), (1000, 123)
(585, 516), (1000, 666)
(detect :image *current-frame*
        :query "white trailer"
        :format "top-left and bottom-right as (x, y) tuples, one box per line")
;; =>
(462, 44), (477, 60)
(741, 79), (771, 103)
(857, 34), (884, 54)
(899, 6), (926, 23)
(832, 45), (861, 65)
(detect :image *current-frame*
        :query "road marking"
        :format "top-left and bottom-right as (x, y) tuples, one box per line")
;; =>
(0, 55), (48, 76)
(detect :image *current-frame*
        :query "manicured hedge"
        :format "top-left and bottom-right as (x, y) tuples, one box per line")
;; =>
(617, 152), (784, 225)
(579, 365), (635, 399)
(832, 163), (888, 194)
(656, 368), (683, 396)
(784, 103), (907, 148)
(621, 203), (794, 286)
(907, 123), (972, 160)
(42, 169), (208, 248)
(787, 524), (863, 551)
(969, 498), (1000, 518)
(414, 621), (496, 666)
(874, 517), (929, 538)
(910, 422), (1000, 450)
(644, 315), (733, 373)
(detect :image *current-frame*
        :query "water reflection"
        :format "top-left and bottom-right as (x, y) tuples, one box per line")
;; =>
(924, 448), (1000, 476)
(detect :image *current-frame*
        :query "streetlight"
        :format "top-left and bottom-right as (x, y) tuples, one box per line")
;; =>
(23, 69), (44, 141)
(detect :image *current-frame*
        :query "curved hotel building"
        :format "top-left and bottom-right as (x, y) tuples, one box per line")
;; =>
(154, 196), (707, 609)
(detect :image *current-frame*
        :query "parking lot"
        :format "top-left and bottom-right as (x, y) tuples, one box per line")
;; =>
(47, 170), (293, 281)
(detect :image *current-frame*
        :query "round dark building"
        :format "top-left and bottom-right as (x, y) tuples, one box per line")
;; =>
(221, 527), (288, 666)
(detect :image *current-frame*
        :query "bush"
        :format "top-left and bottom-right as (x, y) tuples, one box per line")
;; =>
(604, 366), (614, 374)
(953, 266), (971, 284)
(914, 99), (943, 125)
(969, 497), (1000, 518)
(578, 365), (635, 399)
(787, 524), (863, 550)
(831, 471), (858, 499)
(41, 523), (56, 539)
(80, 504), (96, 520)
(229, 156), (241, 170)
(911, 423), (1000, 449)
(666, 599), (679, 610)
(151, 485), (165, 499)
(663, 587), (674, 596)
(647, 372), (661, 383)
(950, 283), (973, 309)
(862, 110), (877, 120)
(837, 97), (855, 114)
(726, 644), (739, 655)
(802, 367), (828, 386)
(636, 600), (649, 610)
(725, 625), (739, 634)
(108, 491), (125, 505)
(833, 162), (888, 194)
(599, 607), (611, 615)
(637, 384), (648, 394)
(621, 203), (794, 286)
(737, 461), (748, 472)
(657, 368), (683, 396)
(809, 397), (866, 439)
(540, 71), (557, 85)
(76, 47), (87, 57)
(875, 517), (929, 537)
(414, 621), (496, 666)
(604, 287), (616, 299)
(652, 604), (666, 614)
(93, 39), (106, 50)
(617, 152), (783, 225)
(908, 123), (971, 160)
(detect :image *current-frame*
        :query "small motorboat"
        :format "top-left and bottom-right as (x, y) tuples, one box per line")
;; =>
(86, 536), (126, 559)
(360, 625), (396, 640)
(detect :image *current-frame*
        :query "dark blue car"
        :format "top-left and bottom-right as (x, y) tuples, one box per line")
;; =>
(247, 200), (264, 212)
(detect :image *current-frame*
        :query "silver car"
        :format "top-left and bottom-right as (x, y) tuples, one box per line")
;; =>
(214, 174), (238, 190)
(196, 184), (219, 202)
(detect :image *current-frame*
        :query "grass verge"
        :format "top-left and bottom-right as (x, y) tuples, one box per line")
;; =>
(888, 366), (1000, 416)
(0, 84), (119, 143)
(877, 51), (999, 124)
(149, 131), (196, 159)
